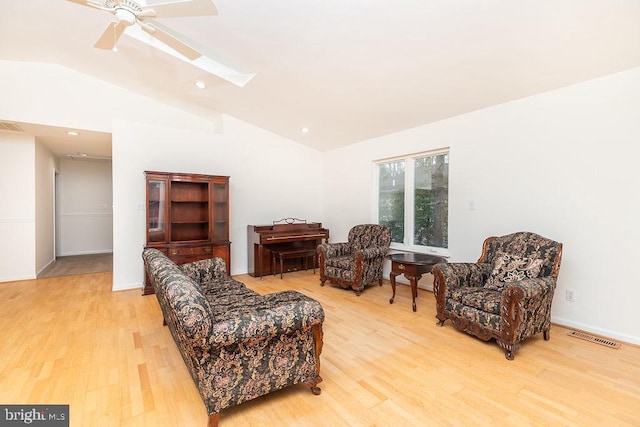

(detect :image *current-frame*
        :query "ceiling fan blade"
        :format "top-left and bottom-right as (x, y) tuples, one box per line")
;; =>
(66, 0), (112, 12)
(140, 20), (202, 60)
(137, 9), (156, 18)
(144, 0), (218, 18)
(94, 21), (127, 50)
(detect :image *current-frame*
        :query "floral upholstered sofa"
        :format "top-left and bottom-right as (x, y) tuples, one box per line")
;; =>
(432, 232), (563, 360)
(142, 248), (324, 427)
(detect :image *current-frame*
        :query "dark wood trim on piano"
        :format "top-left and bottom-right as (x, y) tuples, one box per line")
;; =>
(248, 222), (329, 278)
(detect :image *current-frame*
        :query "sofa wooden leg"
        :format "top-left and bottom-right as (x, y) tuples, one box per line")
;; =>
(304, 373), (323, 396)
(543, 330), (550, 340)
(207, 413), (219, 427)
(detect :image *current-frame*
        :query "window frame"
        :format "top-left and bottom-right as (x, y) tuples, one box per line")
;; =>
(373, 147), (450, 257)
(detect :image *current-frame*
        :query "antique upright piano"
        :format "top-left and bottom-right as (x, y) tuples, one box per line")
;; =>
(248, 218), (330, 278)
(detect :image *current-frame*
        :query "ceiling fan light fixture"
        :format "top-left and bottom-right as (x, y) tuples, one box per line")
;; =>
(114, 8), (137, 26)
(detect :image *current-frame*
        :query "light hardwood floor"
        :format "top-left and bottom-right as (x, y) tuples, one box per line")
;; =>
(1, 271), (639, 426)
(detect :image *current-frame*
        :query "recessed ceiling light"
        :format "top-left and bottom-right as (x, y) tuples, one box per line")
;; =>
(66, 131), (79, 136)
(194, 81), (207, 89)
(301, 127), (310, 134)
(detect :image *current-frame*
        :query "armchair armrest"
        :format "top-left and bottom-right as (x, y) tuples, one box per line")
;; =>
(179, 257), (228, 284)
(359, 247), (388, 260)
(501, 276), (558, 343)
(318, 242), (352, 258)
(434, 262), (492, 292)
(503, 276), (557, 300)
(208, 291), (325, 347)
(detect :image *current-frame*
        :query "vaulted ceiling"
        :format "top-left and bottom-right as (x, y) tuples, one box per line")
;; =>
(1, 1), (640, 154)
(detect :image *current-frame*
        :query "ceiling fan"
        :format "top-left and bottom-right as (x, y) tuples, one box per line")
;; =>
(67, 0), (255, 87)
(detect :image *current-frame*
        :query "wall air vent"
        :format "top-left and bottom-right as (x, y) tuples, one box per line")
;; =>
(568, 330), (621, 349)
(0, 121), (24, 132)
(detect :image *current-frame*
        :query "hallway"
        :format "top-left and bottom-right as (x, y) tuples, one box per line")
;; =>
(38, 253), (113, 278)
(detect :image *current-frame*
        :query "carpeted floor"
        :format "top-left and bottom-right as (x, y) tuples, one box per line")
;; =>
(38, 253), (113, 278)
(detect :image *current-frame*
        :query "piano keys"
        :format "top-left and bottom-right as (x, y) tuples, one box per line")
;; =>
(248, 219), (330, 278)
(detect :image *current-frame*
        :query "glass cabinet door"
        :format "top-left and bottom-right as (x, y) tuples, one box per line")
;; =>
(212, 181), (229, 241)
(147, 179), (167, 243)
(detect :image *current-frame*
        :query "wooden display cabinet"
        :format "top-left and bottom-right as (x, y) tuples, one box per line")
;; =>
(143, 171), (230, 295)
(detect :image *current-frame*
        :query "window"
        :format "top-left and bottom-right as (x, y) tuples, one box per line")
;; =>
(376, 149), (449, 255)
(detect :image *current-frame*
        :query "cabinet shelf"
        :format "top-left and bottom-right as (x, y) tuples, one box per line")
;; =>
(171, 221), (209, 224)
(171, 201), (209, 204)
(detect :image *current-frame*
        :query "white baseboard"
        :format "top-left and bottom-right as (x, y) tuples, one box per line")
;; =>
(36, 257), (56, 276)
(0, 274), (37, 283)
(112, 282), (143, 292)
(58, 250), (113, 256)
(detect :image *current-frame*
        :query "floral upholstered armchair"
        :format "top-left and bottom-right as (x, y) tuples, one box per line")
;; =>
(432, 232), (563, 360)
(317, 224), (391, 296)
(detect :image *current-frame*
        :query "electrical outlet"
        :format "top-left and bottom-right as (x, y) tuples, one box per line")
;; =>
(566, 289), (575, 302)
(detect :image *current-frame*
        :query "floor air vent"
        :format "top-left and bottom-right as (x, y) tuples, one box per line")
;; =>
(568, 330), (621, 349)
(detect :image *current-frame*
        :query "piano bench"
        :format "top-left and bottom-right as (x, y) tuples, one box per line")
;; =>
(272, 249), (317, 279)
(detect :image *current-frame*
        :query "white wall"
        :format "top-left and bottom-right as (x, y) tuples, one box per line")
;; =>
(0, 60), (222, 284)
(57, 158), (113, 256)
(34, 141), (57, 274)
(0, 60), (216, 135)
(2, 59), (638, 345)
(322, 66), (640, 345)
(112, 115), (323, 290)
(0, 132), (36, 281)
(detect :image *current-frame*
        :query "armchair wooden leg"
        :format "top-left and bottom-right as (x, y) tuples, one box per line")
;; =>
(498, 340), (520, 361)
(435, 313), (448, 326)
(543, 330), (550, 340)
(207, 413), (219, 427)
